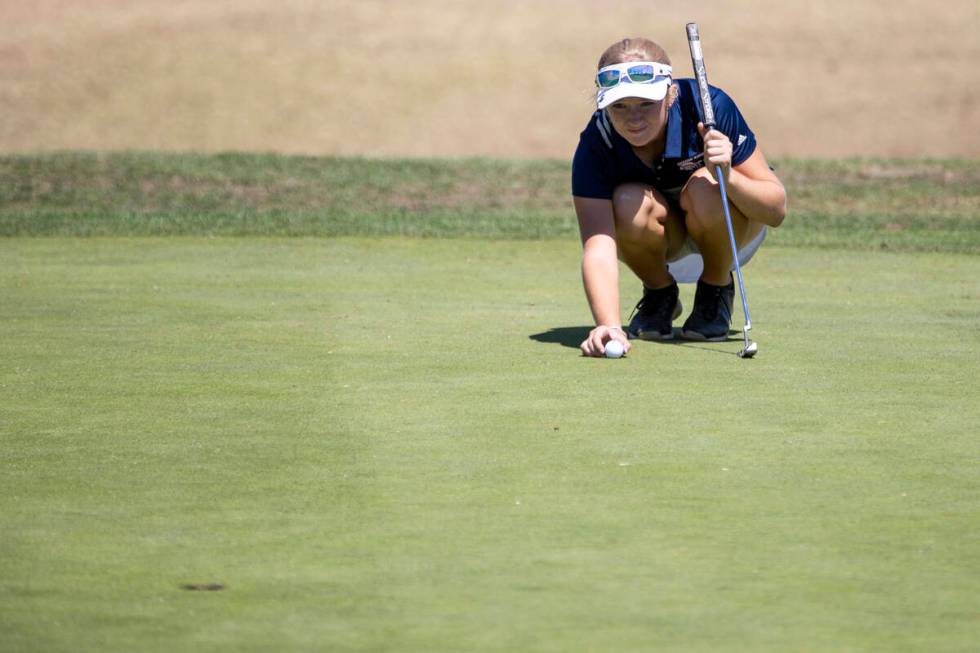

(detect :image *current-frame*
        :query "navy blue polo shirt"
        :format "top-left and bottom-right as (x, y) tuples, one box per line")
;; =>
(571, 78), (756, 199)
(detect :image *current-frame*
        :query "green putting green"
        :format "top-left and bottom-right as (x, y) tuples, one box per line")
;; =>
(2, 237), (977, 652)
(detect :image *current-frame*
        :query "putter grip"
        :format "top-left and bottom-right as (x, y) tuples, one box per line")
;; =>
(686, 23), (716, 129)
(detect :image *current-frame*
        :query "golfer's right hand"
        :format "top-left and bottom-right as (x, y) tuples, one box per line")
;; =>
(580, 326), (631, 358)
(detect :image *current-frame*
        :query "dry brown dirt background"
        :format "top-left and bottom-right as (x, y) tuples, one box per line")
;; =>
(2, 0), (978, 160)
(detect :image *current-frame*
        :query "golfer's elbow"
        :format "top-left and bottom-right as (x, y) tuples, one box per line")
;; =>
(765, 188), (788, 227)
(770, 199), (787, 227)
(581, 232), (617, 260)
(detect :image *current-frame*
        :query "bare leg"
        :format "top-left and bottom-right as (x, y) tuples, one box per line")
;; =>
(611, 183), (686, 289)
(680, 169), (764, 286)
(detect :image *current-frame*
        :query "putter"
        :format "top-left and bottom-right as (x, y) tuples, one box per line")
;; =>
(686, 23), (758, 358)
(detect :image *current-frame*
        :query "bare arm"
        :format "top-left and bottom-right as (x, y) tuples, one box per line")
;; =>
(573, 196), (631, 357)
(700, 124), (787, 227)
(725, 147), (787, 227)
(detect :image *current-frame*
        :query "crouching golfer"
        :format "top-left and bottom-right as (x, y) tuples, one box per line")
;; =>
(573, 37), (787, 357)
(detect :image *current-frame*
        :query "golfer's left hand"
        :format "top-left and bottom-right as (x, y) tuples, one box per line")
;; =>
(697, 122), (732, 183)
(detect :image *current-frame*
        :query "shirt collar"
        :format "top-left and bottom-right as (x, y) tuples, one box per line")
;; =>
(664, 98), (683, 159)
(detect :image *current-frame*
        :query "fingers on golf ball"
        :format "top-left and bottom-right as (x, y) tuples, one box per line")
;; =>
(604, 340), (625, 358)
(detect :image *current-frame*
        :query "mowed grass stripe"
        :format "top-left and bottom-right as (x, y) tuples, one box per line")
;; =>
(2, 153), (979, 252)
(1, 238), (977, 652)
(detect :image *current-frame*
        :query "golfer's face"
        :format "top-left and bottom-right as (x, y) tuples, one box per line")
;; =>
(606, 97), (668, 147)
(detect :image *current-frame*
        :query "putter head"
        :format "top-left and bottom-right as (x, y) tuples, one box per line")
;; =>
(738, 325), (758, 358)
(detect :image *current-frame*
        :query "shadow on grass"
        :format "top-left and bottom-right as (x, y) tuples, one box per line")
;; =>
(529, 326), (592, 349)
(530, 326), (747, 357)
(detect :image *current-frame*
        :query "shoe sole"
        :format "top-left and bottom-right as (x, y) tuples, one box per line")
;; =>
(679, 329), (729, 342)
(638, 331), (674, 341)
(636, 299), (683, 341)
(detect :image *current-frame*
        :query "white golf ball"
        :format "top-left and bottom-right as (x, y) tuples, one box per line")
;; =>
(604, 340), (625, 359)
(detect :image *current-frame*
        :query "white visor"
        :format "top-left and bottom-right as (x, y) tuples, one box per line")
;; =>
(595, 61), (672, 109)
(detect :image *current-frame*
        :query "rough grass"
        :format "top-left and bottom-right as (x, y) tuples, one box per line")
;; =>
(2, 152), (979, 252)
(2, 0), (978, 158)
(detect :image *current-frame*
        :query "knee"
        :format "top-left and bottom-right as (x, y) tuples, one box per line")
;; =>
(679, 173), (724, 234)
(611, 183), (669, 241)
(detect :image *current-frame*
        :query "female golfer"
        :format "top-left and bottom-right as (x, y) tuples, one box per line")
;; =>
(572, 37), (786, 357)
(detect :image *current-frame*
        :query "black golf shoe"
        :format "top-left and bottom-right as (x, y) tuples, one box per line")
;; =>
(681, 276), (735, 341)
(627, 282), (682, 340)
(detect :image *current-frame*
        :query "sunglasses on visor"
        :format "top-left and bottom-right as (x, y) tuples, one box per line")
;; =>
(596, 62), (673, 89)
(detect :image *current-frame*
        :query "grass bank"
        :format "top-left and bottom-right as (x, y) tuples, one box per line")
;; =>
(2, 152), (978, 252)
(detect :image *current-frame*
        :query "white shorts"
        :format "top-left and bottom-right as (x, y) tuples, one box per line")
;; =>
(667, 226), (768, 284)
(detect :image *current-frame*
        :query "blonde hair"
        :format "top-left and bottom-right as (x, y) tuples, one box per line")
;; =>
(598, 37), (671, 69)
